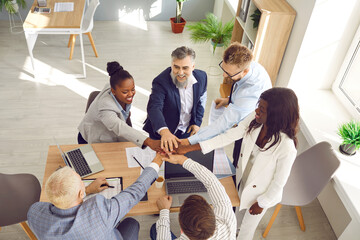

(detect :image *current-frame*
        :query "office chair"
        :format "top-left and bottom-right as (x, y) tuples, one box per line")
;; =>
(85, 91), (100, 113)
(0, 173), (41, 240)
(263, 141), (340, 238)
(67, 0), (100, 60)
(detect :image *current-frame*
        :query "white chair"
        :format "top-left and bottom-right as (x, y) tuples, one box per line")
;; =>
(262, 141), (340, 238)
(67, 0), (100, 60)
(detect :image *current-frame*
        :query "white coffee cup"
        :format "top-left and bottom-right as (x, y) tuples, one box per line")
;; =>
(155, 176), (164, 188)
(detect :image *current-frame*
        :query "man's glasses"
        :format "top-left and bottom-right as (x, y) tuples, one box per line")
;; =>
(218, 60), (243, 79)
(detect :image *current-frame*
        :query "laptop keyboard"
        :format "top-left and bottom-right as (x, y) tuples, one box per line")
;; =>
(167, 181), (207, 194)
(67, 149), (92, 176)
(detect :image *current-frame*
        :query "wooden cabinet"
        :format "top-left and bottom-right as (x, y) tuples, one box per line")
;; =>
(221, 0), (296, 97)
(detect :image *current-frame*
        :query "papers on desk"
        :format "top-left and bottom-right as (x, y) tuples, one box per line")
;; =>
(213, 148), (234, 175)
(83, 177), (123, 201)
(54, 2), (74, 12)
(125, 147), (165, 175)
(208, 101), (235, 178)
(208, 100), (225, 125)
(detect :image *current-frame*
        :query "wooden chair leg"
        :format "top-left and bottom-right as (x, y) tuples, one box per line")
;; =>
(19, 222), (37, 240)
(86, 32), (98, 57)
(69, 34), (77, 60)
(295, 206), (306, 231)
(67, 34), (73, 48)
(263, 204), (282, 238)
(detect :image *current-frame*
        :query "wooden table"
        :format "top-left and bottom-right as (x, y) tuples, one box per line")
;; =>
(41, 142), (240, 216)
(23, 0), (87, 78)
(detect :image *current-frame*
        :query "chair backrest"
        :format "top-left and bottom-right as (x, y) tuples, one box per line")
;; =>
(281, 141), (340, 206)
(81, 0), (100, 33)
(85, 90), (100, 113)
(0, 173), (41, 226)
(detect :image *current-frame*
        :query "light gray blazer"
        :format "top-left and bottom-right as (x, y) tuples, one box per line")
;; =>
(200, 112), (297, 210)
(78, 84), (147, 147)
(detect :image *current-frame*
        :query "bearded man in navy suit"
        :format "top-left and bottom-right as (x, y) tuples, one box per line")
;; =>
(143, 46), (207, 152)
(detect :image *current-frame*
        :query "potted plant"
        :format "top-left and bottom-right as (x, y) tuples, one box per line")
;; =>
(170, 0), (187, 34)
(187, 13), (234, 54)
(0, 0), (26, 14)
(338, 120), (360, 156)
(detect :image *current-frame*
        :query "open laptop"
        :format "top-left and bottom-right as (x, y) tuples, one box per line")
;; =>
(165, 150), (214, 207)
(55, 140), (104, 178)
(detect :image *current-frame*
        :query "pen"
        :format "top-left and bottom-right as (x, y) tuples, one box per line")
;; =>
(101, 184), (115, 188)
(107, 185), (115, 188)
(132, 155), (145, 169)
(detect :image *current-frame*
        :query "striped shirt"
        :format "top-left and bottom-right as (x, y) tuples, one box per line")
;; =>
(156, 159), (237, 240)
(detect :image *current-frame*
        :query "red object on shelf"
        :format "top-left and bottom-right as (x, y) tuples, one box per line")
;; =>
(170, 17), (186, 34)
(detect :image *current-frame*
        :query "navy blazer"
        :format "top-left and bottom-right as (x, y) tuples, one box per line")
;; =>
(143, 67), (207, 139)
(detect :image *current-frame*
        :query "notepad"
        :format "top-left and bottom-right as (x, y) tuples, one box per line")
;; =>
(54, 2), (74, 12)
(83, 177), (122, 201)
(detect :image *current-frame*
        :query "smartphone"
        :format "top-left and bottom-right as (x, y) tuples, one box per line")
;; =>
(34, 7), (51, 14)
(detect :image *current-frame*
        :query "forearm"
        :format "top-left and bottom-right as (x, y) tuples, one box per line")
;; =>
(183, 159), (232, 208)
(156, 209), (172, 240)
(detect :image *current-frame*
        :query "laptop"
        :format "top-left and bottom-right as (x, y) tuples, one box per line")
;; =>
(165, 150), (214, 207)
(55, 140), (104, 178)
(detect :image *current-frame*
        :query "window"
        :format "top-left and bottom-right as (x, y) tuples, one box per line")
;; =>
(332, 24), (360, 118)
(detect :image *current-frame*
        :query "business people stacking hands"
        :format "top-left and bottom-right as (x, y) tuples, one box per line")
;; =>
(28, 43), (300, 240)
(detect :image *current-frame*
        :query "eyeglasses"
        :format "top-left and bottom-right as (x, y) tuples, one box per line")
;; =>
(218, 60), (243, 80)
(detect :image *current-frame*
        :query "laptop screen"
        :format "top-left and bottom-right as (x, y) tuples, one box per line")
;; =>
(165, 150), (214, 179)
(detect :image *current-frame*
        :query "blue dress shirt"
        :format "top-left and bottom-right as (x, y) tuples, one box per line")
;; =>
(188, 61), (272, 145)
(110, 92), (131, 120)
(27, 167), (158, 240)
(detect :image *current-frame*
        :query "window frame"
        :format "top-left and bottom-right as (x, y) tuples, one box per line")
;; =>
(332, 24), (360, 119)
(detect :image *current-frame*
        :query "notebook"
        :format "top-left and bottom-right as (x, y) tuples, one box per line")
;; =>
(55, 140), (104, 178)
(165, 150), (214, 207)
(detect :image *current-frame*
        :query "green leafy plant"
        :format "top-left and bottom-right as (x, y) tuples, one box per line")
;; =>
(175, 0), (187, 23)
(0, 0), (26, 14)
(250, 9), (261, 28)
(187, 13), (234, 54)
(338, 120), (360, 150)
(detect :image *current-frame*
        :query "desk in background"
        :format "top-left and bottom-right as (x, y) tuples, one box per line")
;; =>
(42, 142), (240, 215)
(23, 0), (86, 78)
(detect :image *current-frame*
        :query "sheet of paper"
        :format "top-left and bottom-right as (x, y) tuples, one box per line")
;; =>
(126, 147), (156, 168)
(54, 2), (74, 12)
(208, 100), (225, 125)
(83, 177), (122, 201)
(213, 148), (233, 175)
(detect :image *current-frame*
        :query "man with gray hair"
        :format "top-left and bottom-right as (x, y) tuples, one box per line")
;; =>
(27, 155), (163, 240)
(143, 46), (207, 152)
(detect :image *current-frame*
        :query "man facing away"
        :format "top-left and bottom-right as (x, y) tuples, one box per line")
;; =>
(150, 154), (236, 240)
(183, 42), (271, 168)
(143, 46), (207, 153)
(27, 155), (163, 240)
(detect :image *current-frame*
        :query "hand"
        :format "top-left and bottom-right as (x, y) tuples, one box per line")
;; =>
(162, 154), (187, 165)
(160, 129), (179, 153)
(152, 153), (164, 167)
(156, 195), (172, 210)
(249, 202), (263, 215)
(178, 138), (190, 146)
(214, 97), (229, 109)
(143, 138), (162, 152)
(85, 178), (109, 195)
(187, 125), (200, 136)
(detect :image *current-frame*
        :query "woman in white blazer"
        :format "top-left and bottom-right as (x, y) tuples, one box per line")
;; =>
(78, 61), (159, 150)
(179, 87), (299, 240)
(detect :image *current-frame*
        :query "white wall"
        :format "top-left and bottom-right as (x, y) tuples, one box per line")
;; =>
(0, 0), (215, 21)
(276, 0), (360, 89)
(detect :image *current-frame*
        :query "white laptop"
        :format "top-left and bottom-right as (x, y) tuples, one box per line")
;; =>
(55, 140), (104, 178)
